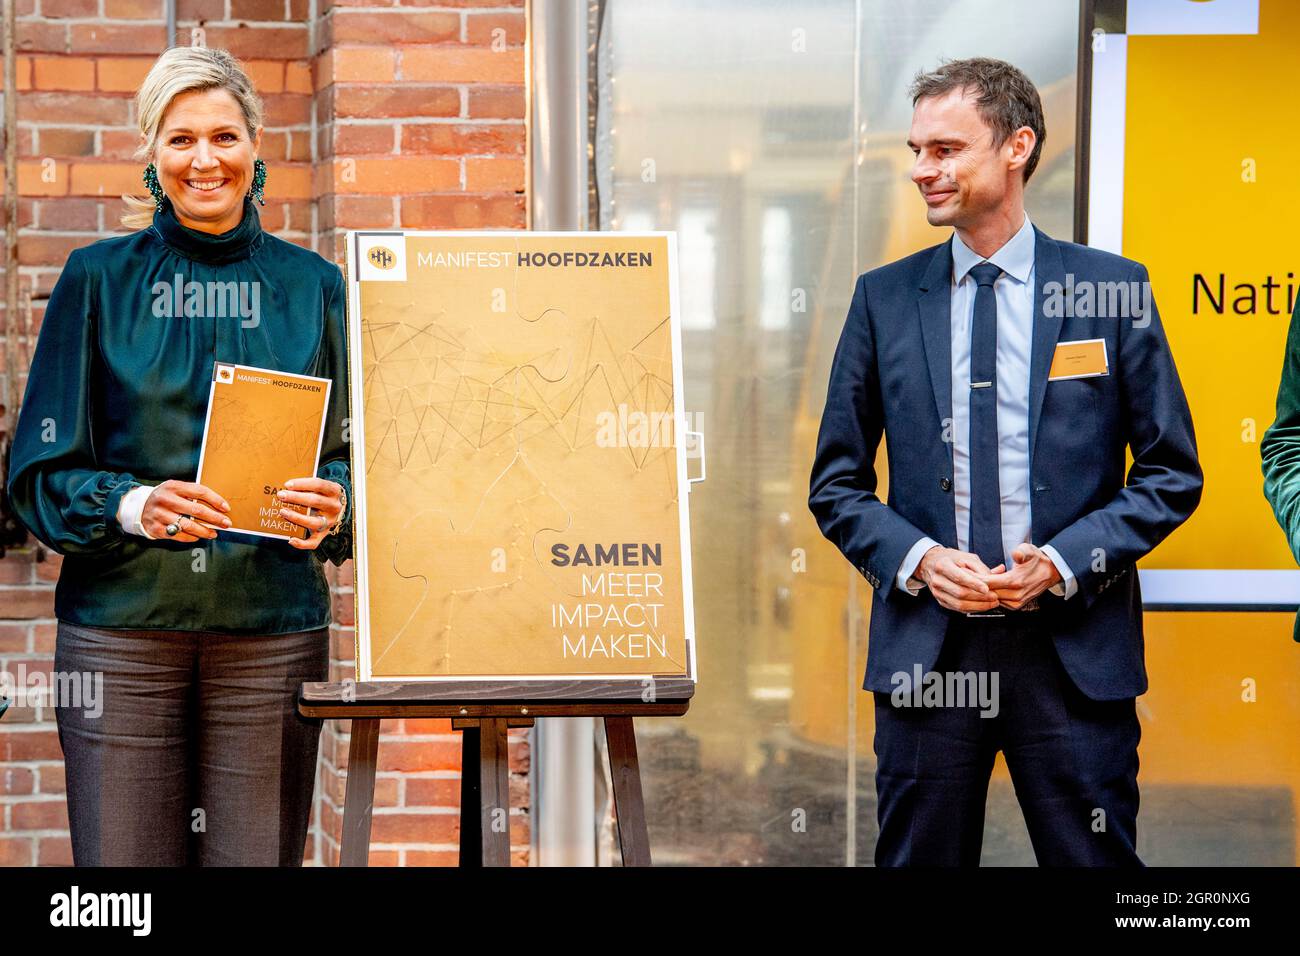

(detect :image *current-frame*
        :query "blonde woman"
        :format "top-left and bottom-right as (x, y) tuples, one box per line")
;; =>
(5, 46), (352, 866)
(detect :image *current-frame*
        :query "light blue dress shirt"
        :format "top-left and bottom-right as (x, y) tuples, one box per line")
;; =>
(895, 212), (1076, 598)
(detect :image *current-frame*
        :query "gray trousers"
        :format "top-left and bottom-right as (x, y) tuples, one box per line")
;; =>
(53, 620), (329, 866)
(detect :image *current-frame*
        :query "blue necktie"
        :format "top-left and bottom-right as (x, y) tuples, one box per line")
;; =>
(968, 262), (1004, 570)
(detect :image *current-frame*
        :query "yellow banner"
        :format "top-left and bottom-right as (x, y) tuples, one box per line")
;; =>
(1123, 0), (1295, 570)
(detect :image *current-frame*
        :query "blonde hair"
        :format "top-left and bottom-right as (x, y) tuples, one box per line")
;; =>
(119, 46), (265, 231)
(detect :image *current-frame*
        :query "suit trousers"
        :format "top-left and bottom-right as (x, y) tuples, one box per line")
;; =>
(52, 619), (329, 866)
(872, 612), (1142, 866)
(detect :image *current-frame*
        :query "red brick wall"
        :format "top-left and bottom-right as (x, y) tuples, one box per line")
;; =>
(0, 0), (529, 867)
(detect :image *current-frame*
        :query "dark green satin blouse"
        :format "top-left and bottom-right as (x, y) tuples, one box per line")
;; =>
(5, 194), (354, 633)
(1262, 295), (1300, 641)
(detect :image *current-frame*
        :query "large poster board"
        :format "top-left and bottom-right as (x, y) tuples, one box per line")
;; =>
(1086, 0), (1299, 607)
(345, 231), (697, 681)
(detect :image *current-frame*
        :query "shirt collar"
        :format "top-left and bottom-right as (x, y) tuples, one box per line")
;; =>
(149, 193), (265, 264)
(950, 212), (1035, 286)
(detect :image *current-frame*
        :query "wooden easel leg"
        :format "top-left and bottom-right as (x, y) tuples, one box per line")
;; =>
(604, 715), (652, 866)
(459, 722), (482, 867)
(478, 717), (511, 867)
(340, 718), (380, 867)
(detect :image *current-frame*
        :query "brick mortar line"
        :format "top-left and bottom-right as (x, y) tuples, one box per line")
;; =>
(12, 121), (317, 129)
(1, 118), (524, 130)
(371, 807), (460, 814)
(351, 844), (463, 851)
(330, 80), (525, 85)
(318, 6), (525, 12)
(1, 191), (522, 227)
(324, 733), (471, 742)
(326, 117), (526, 125)
(328, 153), (524, 158)
(14, 17), (312, 27)
(0, 796), (65, 804)
(371, 771), (461, 777)
(0, 723), (60, 733)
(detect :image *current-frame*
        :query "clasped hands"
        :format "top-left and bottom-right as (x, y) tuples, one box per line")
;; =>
(139, 477), (346, 551)
(910, 543), (1061, 613)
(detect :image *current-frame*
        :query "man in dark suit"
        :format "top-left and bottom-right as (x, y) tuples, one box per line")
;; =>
(808, 57), (1202, 866)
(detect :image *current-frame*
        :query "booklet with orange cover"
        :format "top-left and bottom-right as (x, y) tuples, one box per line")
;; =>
(194, 362), (332, 540)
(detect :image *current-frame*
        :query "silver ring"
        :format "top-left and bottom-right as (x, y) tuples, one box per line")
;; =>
(165, 522), (180, 536)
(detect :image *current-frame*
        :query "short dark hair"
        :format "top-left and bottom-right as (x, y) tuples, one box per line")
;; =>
(908, 57), (1046, 183)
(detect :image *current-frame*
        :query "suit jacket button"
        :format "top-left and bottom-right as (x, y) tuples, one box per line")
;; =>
(940, 477), (952, 492)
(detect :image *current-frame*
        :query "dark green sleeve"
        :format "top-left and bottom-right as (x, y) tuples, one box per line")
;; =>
(1261, 295), (1300, 564)
(312, 265), (353, 567)
(5, 248), (141, 555)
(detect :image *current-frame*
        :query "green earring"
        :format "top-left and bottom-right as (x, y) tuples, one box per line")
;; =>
(143, 162), (165, 210)
(248, 157), (267, 206)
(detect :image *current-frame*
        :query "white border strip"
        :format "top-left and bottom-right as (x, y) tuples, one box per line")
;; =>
(346, 230), (698, 683)
(1140, 569), (1300, 606)
(1087, 33), (1127, 254)
(345, 238), (374, 675)
(1126, 0), (1259, 36)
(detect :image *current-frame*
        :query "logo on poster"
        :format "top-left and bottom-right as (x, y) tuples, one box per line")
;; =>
(368, 246), (397, 270)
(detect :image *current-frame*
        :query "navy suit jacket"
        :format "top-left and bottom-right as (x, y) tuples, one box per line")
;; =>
(808, 227), (1203, 701)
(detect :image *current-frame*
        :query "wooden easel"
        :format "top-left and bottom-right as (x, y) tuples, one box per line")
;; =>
(299, 678), (694, 867)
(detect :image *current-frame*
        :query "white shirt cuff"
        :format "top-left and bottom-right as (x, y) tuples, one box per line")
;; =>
(116, 483), (157, 540)
(1041, 544), (1076, 599)
(896, 537), (941, 595)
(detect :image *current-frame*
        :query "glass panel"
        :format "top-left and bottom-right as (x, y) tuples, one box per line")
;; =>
(596, 0), (1078, 865)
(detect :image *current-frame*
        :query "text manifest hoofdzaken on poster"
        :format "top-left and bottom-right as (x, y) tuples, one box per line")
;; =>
(346, 232), (697, 681)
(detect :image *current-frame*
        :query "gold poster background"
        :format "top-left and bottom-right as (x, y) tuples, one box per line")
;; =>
(355, 234), (691, 678)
